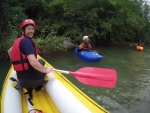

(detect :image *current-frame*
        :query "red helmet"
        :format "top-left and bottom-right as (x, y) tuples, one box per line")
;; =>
(20, 19), (36, 30)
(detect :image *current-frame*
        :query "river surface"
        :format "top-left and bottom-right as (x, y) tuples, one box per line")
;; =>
(1, 46), (150, 113)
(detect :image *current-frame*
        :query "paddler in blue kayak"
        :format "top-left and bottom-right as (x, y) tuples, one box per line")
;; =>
(78, 36), (92, 52)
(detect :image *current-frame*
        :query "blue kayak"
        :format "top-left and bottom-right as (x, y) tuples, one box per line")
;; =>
(75, 48), (103, 62)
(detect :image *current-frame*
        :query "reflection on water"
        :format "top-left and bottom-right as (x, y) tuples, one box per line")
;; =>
(1, 46), (150, 113)
(46, 46), (150, 113)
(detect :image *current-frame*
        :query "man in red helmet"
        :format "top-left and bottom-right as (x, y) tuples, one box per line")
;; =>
(8, 19), (52, 91)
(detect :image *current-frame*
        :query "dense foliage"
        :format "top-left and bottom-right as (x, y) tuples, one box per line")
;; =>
(0, 0), (150, 61)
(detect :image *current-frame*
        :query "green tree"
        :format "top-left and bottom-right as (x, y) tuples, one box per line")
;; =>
(0, 0), (150, 61)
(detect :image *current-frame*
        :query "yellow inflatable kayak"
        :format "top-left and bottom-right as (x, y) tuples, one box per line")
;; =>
(136, 46), (143, 51)
(1, 55), (109, 113)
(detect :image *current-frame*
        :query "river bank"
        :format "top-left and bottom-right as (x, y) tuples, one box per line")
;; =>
(0, 41), (145, 62)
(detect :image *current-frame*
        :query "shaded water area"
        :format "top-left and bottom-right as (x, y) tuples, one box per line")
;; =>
(1, 45), (150, 113)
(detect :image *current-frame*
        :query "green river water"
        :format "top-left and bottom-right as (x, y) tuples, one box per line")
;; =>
(1, 45), (150, 113)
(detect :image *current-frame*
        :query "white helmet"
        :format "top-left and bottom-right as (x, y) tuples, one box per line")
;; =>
(83, 36), (88, 41)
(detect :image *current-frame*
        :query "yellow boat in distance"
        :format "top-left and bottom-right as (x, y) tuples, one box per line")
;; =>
(1, 55), (109, 113)
(136, 46), (143, 51)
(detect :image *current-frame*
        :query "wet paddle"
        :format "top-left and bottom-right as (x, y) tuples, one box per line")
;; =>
(63, 40), (78, 48)
(52, 67), (117, 88)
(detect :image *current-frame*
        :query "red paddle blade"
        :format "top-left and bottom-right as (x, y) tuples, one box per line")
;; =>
(69, 67), (117, 88)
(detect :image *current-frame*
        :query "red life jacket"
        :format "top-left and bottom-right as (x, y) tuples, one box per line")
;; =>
(11, 36), (38, 72)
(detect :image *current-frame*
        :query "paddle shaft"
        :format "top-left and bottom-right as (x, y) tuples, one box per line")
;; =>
(52, 68), (113, 80)
(52, 68), (69, 74)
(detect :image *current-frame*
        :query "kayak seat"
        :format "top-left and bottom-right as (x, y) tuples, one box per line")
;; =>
(11, 80), (23, 94)
(11, 75), (50, 93)
(10, 75), (50, 106)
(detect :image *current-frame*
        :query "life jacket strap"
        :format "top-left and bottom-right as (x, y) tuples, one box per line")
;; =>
(12, 59), (28, 65)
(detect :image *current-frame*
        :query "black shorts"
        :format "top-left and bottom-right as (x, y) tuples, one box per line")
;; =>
(17, 59), (46, 88)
